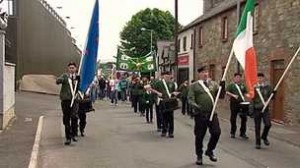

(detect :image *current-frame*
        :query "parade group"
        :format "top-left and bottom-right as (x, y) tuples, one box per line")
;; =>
(56, 62), (274, 166)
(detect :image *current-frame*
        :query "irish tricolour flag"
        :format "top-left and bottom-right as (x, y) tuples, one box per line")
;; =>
(233, 0), (257, 98)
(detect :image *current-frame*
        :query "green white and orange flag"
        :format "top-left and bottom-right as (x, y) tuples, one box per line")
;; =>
(233, 0), (257, 99)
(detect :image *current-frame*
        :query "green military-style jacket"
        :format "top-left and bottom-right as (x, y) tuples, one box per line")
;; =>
(226, 82), (247, 102)
(188, 80), (218, 114)
(56, 73), (79, 101)
(178, 84), (189, 99)
(141, 90), (155, 105)
(253, 84), (272, 110)
(154, 79), (176, 99)
(130, 82), (140, 96)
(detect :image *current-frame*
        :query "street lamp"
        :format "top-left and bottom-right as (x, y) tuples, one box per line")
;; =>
(141, 28), (153, 54)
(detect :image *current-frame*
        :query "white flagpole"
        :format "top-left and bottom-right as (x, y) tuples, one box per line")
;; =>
(209, 48), (234, 121)
(261, 46), (300, 113)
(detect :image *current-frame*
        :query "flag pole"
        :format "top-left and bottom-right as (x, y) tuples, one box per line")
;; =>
(209, 48), (234, 121)
(70, 0), (98, 107)
(261, 46), (300, 113)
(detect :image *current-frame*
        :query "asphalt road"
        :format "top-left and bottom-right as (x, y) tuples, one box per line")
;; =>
(37, 95), (300, 168)
(1, 92), (299, 168)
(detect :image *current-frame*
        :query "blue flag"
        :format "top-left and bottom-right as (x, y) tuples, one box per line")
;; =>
(79, 0), (99, 92)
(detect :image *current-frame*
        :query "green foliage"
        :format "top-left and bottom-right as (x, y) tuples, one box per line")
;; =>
(120, 8), (179, 58)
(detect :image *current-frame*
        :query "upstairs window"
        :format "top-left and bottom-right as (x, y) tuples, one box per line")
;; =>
(221, 16), (228, 41)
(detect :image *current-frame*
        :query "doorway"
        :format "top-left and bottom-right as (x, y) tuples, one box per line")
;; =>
(271, 60), (285, 123)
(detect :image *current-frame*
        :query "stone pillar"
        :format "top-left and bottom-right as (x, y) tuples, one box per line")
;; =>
(0, 30), (5, 129)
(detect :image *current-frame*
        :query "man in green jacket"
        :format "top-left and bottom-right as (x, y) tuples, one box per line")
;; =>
(253, 73), (273, 149)
(153, 71), (179, 138)
(188, 66), (221, 165)
(226, 73), (249, 139)
(56, 62), (80, 145)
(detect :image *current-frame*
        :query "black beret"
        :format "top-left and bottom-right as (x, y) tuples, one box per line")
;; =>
(68, 61), (77, 67)
(234, 73), (242, 77)
(257, 73), (265, 77)
(197, 66), (207, 73)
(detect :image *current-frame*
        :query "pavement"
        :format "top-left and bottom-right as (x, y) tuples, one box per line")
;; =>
(0, 92), (300, 168)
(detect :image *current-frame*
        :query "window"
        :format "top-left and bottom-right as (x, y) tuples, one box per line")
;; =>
(183, 36), (187, 51)
(209, 64), (216, 80)
(191, 34), (194, 49)
(0, 0), (17, 16)
(253, 4), (259, 34)
(177, 39), (181, 53)
(221, 16), (228, 41)
(198, 26), (203, 47)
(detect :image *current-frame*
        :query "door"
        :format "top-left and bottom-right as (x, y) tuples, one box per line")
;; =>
(178, 68), (189, 86)
(271, 60), (285, 123)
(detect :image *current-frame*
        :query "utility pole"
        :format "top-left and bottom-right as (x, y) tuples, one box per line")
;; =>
(237, 0), (241, 74)
(174, 0), (178, 80)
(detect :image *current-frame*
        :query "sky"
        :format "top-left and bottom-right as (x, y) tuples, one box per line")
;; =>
(46, 0), (203, 62)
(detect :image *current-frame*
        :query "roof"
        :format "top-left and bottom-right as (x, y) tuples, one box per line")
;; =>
(179, 0), (245, 33)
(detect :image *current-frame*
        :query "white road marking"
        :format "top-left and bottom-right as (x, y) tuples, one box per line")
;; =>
(28, 116), (44, 168)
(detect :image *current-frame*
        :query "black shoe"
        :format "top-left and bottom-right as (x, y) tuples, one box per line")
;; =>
(240, 134), (249, 140)
(255, 144), (261, 149)
(168, 134), (174, 138)
(72, 137), (78, 142)
(230, 134), (235, 138)
(262, 138), (270, 146)
(80, 131), (85, 137)
(161, 133), (166, 137)
(195, 156), (203, 165)
(205, 151), (218, 162)
(64, 139), (71, 145)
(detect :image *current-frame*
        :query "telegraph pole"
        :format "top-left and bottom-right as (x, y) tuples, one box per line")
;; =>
(174, 0), (178, 80)
(237, 0), (241, 74)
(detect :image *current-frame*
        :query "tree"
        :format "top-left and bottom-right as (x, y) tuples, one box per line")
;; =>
(120, 8), (179, 58)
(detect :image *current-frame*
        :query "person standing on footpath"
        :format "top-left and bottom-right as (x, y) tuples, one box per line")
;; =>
(188, 66), (223, 165)
(178, 80), (189, 115)
(226, 73), (249, 139)
(98, 76), (106, 100)
(56, 62), (80, 145)
(252, 73), (274, 149)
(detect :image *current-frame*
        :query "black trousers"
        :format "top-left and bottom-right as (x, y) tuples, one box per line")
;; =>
(78, 111), (87, 133)
(254, 109), (272, 145)
(155, 104), (163, 130)
(61, 100), (78, 140)
(145, 103), (153, 122)
(131, 95), (139, 113)
(230, 102), (247, 136)
(194, 113), (221, 157)
(162, 110), (174, 135)
(181, 97), (189, 115)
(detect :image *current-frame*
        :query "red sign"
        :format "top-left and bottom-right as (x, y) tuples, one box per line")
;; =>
(178, 55), (189, 65)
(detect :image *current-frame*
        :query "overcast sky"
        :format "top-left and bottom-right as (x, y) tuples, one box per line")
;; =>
(46, 0), (203, 62)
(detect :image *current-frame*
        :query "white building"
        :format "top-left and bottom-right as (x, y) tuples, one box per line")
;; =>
(177, 29), (195, 84)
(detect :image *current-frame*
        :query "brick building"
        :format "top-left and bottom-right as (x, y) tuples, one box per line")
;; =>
(179, 0), (300, 125)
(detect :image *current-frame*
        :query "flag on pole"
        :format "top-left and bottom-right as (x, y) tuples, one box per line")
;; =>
(233, 0), (257, 98)
(79, 0), (99, 93)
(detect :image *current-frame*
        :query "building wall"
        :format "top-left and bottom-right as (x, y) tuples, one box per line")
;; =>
(194, 0), (300, 125)
(178, 29), (194, 84)
(14, 0), (81, 80)
(2, 63), (15, 129)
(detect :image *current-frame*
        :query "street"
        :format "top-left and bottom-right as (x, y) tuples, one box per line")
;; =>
(27, 93), (299, 168)
(1, 92), (300, 168)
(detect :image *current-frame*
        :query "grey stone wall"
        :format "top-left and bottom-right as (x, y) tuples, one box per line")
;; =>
(194, 0), (300, 125)
(13, 0), (81, 80)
